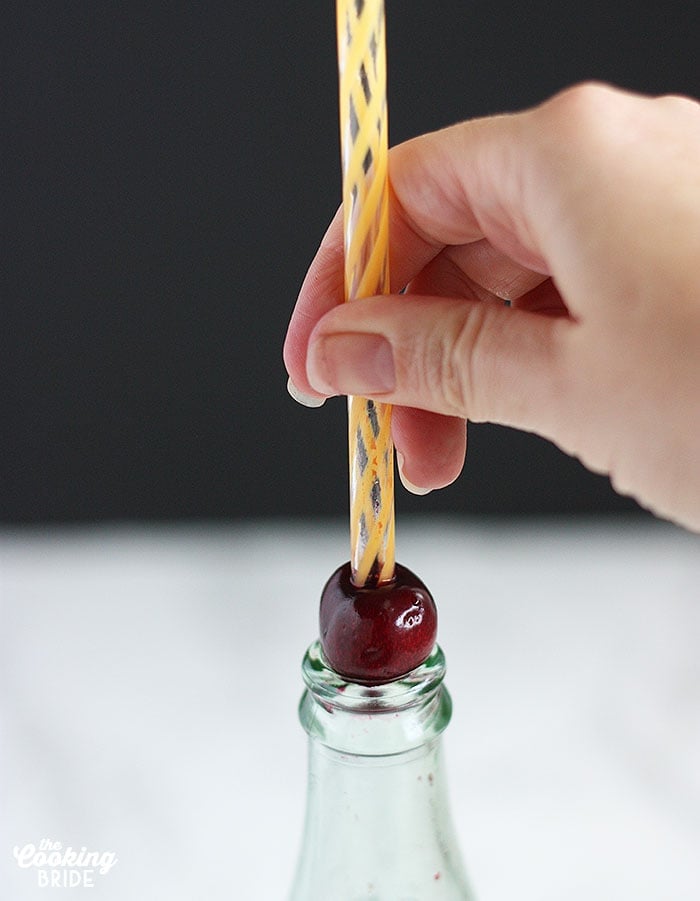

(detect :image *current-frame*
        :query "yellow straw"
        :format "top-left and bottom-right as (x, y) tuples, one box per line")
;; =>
(336, 0), (395, 587)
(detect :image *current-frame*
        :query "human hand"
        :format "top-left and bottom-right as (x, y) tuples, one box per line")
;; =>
(284, 83), (700, 531)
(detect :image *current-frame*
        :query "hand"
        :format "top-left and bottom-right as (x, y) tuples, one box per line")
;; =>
(284, 82), (700, 532)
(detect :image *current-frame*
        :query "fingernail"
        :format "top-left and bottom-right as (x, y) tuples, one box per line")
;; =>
(396, 452), (432, 496)
(287, 377), (326, 408)
(307, 333), (395, 396)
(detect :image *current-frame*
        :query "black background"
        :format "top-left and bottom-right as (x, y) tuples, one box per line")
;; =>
(4, 2), (699, 524)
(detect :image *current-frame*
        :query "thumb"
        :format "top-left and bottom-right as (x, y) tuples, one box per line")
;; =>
(306, 292), (572, 437)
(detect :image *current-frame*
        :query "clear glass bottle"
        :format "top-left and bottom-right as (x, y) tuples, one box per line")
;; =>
(290, 640), (475, 901)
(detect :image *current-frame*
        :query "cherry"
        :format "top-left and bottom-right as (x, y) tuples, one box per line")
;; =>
(319, 561), (438, 684)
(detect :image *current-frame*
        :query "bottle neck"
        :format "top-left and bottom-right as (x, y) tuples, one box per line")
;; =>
(299, 640), (452, 757)
(291, 642), (473, 900)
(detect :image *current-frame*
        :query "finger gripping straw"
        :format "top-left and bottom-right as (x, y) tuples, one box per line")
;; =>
(336, 0), (395, 588)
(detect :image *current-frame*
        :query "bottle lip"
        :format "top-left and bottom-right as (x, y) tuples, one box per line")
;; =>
(302, 640), (446, 712)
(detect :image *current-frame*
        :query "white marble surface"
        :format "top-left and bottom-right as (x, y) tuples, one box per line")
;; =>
(1, 517), (699, 900)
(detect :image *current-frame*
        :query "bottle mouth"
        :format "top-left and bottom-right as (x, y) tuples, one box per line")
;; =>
(302, 639), (447, 713)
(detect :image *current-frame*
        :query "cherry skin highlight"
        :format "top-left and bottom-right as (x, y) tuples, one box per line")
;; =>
(319, 561), (438, 684)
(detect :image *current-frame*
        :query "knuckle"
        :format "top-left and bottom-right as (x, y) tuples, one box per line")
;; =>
(540, 85), (608, 158)
(657, 93), (700, 133)
(545, 81), (616, 129)
(437, 304), (488, 419)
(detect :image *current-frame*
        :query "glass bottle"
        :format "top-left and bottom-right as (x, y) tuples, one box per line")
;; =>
(290, 640), (475, 900)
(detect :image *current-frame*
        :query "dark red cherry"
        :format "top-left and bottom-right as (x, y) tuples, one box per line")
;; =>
(319, 561), (438, 684)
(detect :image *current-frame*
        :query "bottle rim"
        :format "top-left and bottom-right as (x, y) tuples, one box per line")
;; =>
(301, 639), (446, 713)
